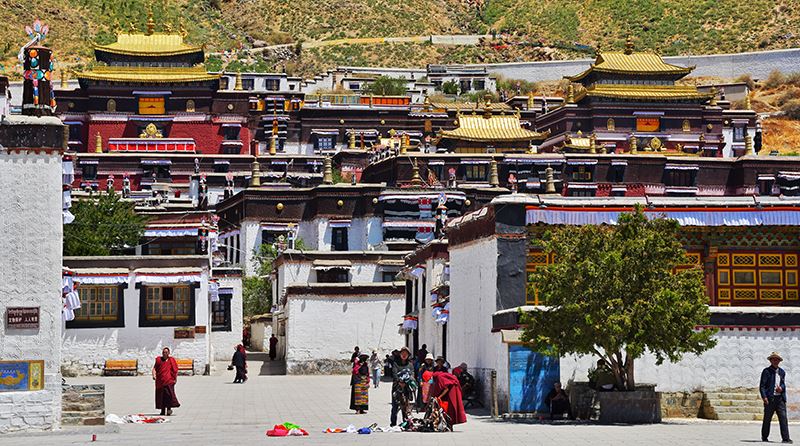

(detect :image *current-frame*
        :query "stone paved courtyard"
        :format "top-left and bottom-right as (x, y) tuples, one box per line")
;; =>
(2, 359), (798, 446)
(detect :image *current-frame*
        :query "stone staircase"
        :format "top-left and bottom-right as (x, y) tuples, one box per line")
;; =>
(702, 388), (764, 421)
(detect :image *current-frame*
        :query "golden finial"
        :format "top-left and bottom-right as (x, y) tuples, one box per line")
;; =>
(589, 132), (597, 154)
(249, 158), (261, 187)
(544, 166), (556, 194)
(95, 132), (103, 153)
(234, 71), (243, 91)
(624, 35), (634, 55)
(527, 90), (534, 110)
(128, 22), (138, 33)
(745, 93), (752, 110)
(179, 20), (188, 38)
(489, 159), (500, 187)
(349, 131), (356, 150)
(60, 69), (68, 89)
(146, 3), (155, 35)
(566, 84), (575, 104)
(164, 22), (174, 34)
(629, 134), (638, 154)
(709, 87), (718, 106)
(745, 134), (754, 155)
(410, 160), (423, 187)
(269, 134), (277, 156)
(322, 157), (333, 184)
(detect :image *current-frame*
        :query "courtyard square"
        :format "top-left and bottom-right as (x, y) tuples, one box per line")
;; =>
(3, 360), (796, 446)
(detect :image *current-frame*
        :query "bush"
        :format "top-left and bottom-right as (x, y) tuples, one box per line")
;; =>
(441, 80), (459, 95)
(735, 74), (756, 91)
(776, 88), (800, 107)
(782, 100), (800, 120)
(764, 70), (787, 89)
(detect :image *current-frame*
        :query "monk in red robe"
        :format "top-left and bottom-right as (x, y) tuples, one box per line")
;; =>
(152, 347), (180, 416)
(431, 371), (467, 427)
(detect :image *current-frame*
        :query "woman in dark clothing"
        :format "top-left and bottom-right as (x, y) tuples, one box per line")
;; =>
(391, 346), (416, 426)
(349, 353), (370, 414)
(545, 382), (572, 420)
(231, 344), (247, 383)
(433, 356), (449, 372)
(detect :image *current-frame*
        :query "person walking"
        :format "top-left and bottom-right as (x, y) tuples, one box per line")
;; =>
(269, 334), (278, 361)
(152, 347), (180, 416)
(370, 350), (382, 388)
(761, 351), (792, 443)
(231, 344), (247, 383)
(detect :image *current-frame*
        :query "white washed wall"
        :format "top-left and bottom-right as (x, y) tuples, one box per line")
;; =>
(62, 273), (211, 375)
(209, 276), (244, 362)
(285, 292), (405, 372)
(0, 151), (63, 432)
(448, 238), (498, 371)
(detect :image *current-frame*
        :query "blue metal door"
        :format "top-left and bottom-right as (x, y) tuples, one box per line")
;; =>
(508, 344), (560, 413)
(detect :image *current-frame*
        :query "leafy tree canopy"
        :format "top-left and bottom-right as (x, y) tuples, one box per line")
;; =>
(63, 193), (148, 256)
(362, 76), (407, 96)
(242, 238), (308, 317)
(521, 206), (717, 390)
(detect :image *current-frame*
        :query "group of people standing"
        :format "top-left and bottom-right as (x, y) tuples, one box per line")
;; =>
(349, 345), (468, 430)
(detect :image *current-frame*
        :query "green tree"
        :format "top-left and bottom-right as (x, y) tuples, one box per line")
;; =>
(441, 80), (459, 95)
(242, 238), (308, 317)
(521, 206), (717, 391)
(63, 193), (148, 256)
(362, 76), (407, 96)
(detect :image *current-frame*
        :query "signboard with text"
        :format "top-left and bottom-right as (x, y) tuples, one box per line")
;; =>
(6, 307), (40, 329)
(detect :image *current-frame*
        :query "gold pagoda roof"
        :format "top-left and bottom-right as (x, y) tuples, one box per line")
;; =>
(575, 84), (714, 102)
(439, 112), (547, 143)
(79, 66), (220, 83)
(94, 32), (203, 57)
(568, 51), (694, 82)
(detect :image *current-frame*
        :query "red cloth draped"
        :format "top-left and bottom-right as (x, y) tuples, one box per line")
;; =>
(431, 371), (467, 425)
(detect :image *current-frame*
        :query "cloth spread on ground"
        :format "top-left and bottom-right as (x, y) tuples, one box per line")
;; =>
(105, 414), (169, 424)
(323, 424), (402, 433)
(266, 422), (308, 437)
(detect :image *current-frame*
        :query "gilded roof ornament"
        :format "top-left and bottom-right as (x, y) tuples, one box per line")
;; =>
(164, 22), (174, 33)
(624, 35), (634, 55)
(146, 4), (155, 35)
(129, 22), (138, 33)
(179, 21), (188, 38)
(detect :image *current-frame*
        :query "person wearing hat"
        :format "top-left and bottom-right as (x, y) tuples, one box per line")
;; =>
(433, 355), (449, 373)
(417, 353), (436, 409)
(350, 353), (370, 414)
(760, 351), (792, 443)
(390, 346), (416, 426)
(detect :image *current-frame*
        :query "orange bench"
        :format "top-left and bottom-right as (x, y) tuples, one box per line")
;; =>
(103, 359), (138, 376)
(176, 358), (194, 375)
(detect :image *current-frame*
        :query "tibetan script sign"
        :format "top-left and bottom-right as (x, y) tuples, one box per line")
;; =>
(194, 325), (207, 334)
(6, 307), (40, 329)
(174, 327), (195, 339)
(0, 360), (44, 392)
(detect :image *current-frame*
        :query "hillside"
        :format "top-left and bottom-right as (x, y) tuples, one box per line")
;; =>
(1, 0), (799, 78)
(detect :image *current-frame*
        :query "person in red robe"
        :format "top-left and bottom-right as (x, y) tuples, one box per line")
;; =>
(152, 347), (180, 416)
(431, 371), (467, 427)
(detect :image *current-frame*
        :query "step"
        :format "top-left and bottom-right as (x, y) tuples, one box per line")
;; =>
(714, 412), (763, 421)
(704, 392), (761, 400)
(704, 399), (764, 408)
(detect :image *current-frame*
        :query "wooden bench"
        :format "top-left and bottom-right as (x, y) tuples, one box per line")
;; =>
(103, 359), (138, 376)
(176, 358), (194, 376)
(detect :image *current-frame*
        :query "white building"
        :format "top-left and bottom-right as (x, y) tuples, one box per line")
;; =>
(61, 256), (242, 375)
(0, 112), (66, 432)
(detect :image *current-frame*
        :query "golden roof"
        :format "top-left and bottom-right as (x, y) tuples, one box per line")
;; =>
(79, 66), (220, 83)
(568, 51), (693, 82)
(95, 32), (202, 57)
(575, 84), (714, 101)
(440, 112), (547, 142)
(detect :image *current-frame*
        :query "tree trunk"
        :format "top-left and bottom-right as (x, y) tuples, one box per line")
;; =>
(625, 354), (635, 391)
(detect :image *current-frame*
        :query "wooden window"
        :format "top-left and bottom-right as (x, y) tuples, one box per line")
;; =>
(332, 227), (348, 251)
(464, 165), (488, 182)
(315, 135), (335, 151)
(717, 254), (730, 266)
(716, 251), (800, 305)
(317, 268), (349, 283)
(571, 166), (592, 181)
(211, 292), (232, 332)
(733, 270), (755, 285)
(138, 97), (165, 115)
(759, 270), (782, 286)
(787, 271), (798, 287)
(144, 286), (191, 321)
(74, 286), (119, 321)
(526, 251), (553, 305)
(718, 270), (730, 285)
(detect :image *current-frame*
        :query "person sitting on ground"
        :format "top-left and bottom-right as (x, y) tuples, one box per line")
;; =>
(545, 382), (572, 420)
(594, 359), (616, 391)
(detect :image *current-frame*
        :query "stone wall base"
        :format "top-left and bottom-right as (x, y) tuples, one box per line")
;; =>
(62, 385), (105, 426)
(287, 359), (350, 375)
(661, 391), (705, 418)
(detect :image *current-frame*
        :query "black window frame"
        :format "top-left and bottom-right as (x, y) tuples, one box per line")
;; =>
(65, 283), (127, 329)
(265, 79), (280, 91)
(463, 165), (488, 182)
(241, 78), (255, 91)
(138, 282), (198, 328)
(315, 135), (335, 151)
(211, 292), (233, 332)
(223, 126), (241, 141)
(82, 164), (98, 181)
(607, 164), (626, 183)
(332, 227), (349, 251)
(733, 125), (746, 142)
(381, 271), (398, 282)
(68, 124), (82, 141)
(317, 268), (350, 283)
(665, 169), (698, 187)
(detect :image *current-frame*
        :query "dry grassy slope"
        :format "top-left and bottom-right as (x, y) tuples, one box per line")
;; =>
(483, 0), (800, 55)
